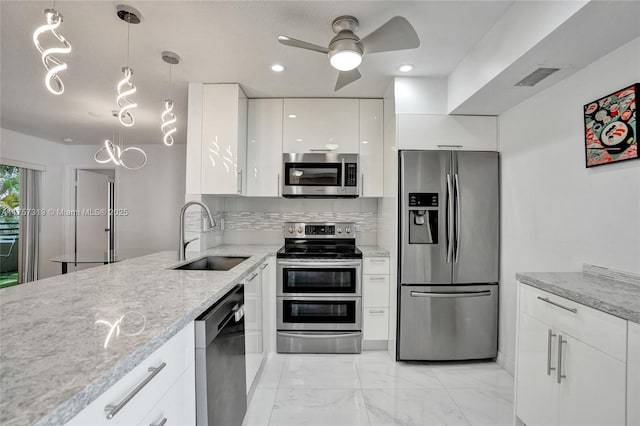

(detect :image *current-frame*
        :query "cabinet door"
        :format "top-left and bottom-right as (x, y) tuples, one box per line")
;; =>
(629, 321), (640, 426)
(140, 362), (196, 426)
(363, 275), (389, 308)
(244, 267), (263, 393)
(359, 99), (383, 197)
(397, 114), (497, 151)
(186, 83), (203, 194)
(201, 84), (247, 195)
(557, 334), (626, 426)
(259, 259), (274, 353)
(283, 99), (359, 153)
(363, 307), (389, 340)
(247, 99), (283, 197)
(515, 312), (558, 426)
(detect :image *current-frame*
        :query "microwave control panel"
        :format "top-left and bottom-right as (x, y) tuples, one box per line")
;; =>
(345, 163), (358, 187)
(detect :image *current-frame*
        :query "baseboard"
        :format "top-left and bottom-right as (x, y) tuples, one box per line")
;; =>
(363, 340), (388, 350)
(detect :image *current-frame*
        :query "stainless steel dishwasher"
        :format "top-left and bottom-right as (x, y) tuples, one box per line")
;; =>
(195, 284), (246, 426)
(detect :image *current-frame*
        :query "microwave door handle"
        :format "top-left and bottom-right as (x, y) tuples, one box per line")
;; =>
(341, 158), (345, 189)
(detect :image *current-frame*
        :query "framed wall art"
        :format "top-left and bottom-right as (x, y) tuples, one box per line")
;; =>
(584, 83), (638, 168)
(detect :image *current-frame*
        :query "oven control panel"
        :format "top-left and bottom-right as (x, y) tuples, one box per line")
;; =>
(284, 222), (355, 238)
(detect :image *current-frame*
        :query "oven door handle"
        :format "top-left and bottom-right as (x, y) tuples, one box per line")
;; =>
(278, 332), (362, 339)
(278, 260), (361, 267)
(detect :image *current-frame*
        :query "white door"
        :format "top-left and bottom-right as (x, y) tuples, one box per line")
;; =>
(283, 99), (359, 153)
(515, 312), (559, 426)
(75, 170), (110, 263)
(557, 333), (626, 426)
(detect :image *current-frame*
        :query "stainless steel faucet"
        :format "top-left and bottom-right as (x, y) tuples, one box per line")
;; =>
(178, 201), (216, 261)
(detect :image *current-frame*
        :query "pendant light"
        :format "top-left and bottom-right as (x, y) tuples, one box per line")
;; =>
(161, 51), (180, 146)
(95, 110), (147, 170)
(32, 2), (72, 95)
(115, 5), (141, 127)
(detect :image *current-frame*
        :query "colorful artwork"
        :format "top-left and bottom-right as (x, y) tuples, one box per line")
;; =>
(584, 84), (638, 167)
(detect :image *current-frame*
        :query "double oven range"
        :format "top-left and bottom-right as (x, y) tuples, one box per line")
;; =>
(276, 222), (363, 354)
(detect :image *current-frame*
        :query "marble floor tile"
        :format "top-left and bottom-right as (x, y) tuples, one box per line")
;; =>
(257, 355), (286, 389)
(357, 360), (443, 389)
(269, 388), (370, 426)
(447, 388), (514, 426)
(430, 362), (514, 399)
(243, 388), (277, 426)
(362, 388), (470, 426)
(279, 355), (361, 389)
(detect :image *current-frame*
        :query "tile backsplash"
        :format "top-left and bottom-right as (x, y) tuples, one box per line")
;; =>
(198, 196), (379, 246)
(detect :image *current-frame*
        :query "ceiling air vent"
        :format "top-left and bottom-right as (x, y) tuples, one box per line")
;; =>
(515, 67), (561, 87)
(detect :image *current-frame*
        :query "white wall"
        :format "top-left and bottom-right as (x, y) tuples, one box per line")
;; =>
(0, 128), (186, 279)
(498, 37), (640, 373)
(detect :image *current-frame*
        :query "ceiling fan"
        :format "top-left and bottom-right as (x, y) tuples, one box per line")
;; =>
(278, 15), (420, 91)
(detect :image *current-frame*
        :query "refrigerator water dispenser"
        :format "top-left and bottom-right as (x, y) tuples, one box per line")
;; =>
(408, 193), (438, 244)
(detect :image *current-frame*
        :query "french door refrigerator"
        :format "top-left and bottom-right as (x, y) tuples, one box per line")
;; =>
(398, 150), (499, 361)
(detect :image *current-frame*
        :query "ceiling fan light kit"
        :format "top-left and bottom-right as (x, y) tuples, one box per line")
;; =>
(278, 15), (420, 91)
(32, 7), (72, 95)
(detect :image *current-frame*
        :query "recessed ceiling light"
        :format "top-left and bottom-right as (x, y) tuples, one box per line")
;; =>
(361, 140), (369, 144)
(398, 64), (414, 73)
(63, 137), (73, 143)
(288, 114), (297, 119)
(271, 64), (286, 72)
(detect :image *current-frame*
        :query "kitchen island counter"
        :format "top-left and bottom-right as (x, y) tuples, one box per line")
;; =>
(0, 245), (280, 425)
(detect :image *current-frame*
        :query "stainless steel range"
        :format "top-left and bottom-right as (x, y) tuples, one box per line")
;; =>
(276, 222), (362, 353)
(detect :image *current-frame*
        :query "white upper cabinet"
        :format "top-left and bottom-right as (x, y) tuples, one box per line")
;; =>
(186, 83), (247, 195)
(247, 99), (283, 197)
(359, 99), (383, 197)
(398, 114), (497, 151)
(283, 99), (359, 153)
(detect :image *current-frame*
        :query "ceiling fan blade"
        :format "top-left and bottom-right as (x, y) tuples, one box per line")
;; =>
(278, 35), (330, 54)
(335, 68), (362, 91)
(360, 16), (420, 54)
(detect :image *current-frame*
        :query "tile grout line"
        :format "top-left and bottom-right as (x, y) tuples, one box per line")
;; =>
(266, 356), (287, 426)
(431, 370), (475, 426)
(354, 355), (373, 426)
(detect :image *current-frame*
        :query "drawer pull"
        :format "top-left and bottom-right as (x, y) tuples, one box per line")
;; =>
(368, 259), (387, 263)
(546, 329), (556, 376)
(247, 272), (259, 281)
(537, 296), (577, 313)
(368, 309), (385, 314)
(437, 144), (463, 148)
(260, 263), (268, 270)
(557, 335), (567, 384)
(150, 418), (167, 426)
(104, 362), (167, 420)
(368, 277), (386, 281)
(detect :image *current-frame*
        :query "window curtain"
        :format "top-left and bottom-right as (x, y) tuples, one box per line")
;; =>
(18, 168), (40, 283)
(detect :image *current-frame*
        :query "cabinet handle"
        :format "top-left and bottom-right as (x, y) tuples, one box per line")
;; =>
(247, 272), (259, 281)
(546, 329), (556, 376)
(437, 144), (463, 148)
(368, 259), (387, 263)
(104, 362), (167, 419)
(150, 418), (167, 426)
(277, 173), (280, 197)
(557, 335), (567, 384)
(361, 174), (364, 196)
(368, 309), (385, 314)
(260, 263), (268, 270)
(309, 148), (331, 152)
(537, 296), (577, 313)
(237, 170), (243, 195)
(368, 277), (386, 281)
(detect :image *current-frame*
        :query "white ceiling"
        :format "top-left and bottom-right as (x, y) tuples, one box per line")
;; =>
(0, 1), (513, 146)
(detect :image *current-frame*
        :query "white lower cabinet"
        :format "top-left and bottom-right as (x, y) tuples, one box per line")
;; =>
(244, 263), (265, 394)
(67, 324), (195, 425)
(515, 283), (628, 426)
(628, 321), (640, 425)
(362, 256), (391, 343)
(141, 362), (196, 426)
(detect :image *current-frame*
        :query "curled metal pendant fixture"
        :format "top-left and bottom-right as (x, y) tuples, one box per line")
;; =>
(161, 99), (176, 146)
(116, 66), (137, 127)
(32, 8), (71, 95)
(94, 139), (147, 170)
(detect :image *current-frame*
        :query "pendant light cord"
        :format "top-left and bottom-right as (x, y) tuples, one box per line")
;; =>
(126, 16), (131, 67)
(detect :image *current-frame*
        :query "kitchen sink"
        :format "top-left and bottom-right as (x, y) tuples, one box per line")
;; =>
(172, 256), (249, 271)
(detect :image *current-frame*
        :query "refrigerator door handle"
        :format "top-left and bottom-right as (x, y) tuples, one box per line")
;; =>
(410, 290), (492, 298)
(446, 174), (454, 263)
(454, 173), (461, 263)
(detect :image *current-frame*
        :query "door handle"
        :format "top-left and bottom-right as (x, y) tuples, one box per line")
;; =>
(446, 173), (454, 264)
(454, 174), (461, 263)
(547, 329), (557, 376)
(278, 332), (361, 339)
(410, 290), (491, 298)
(237, 170), (243, 194)
(277, 173), (280, 196)
(557, 334), (567, 384)
(104, 363), (166, 419)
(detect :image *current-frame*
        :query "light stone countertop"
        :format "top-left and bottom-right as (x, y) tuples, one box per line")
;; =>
(516, 271), (640, 323)
(358, 245), (390, 257)
(0, 244), (281, 426)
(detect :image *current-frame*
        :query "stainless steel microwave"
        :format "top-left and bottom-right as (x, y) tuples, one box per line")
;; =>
(282, 153), (359, 198)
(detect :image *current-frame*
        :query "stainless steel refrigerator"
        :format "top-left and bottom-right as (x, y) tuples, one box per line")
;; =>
(398, 150), (499, 361)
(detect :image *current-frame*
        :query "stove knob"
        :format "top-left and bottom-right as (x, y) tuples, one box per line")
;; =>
(287, 226), (294, 234)
(346, 226), (352, 234)
(337, 227), (343, 234)
(297, 227), (303, 234)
